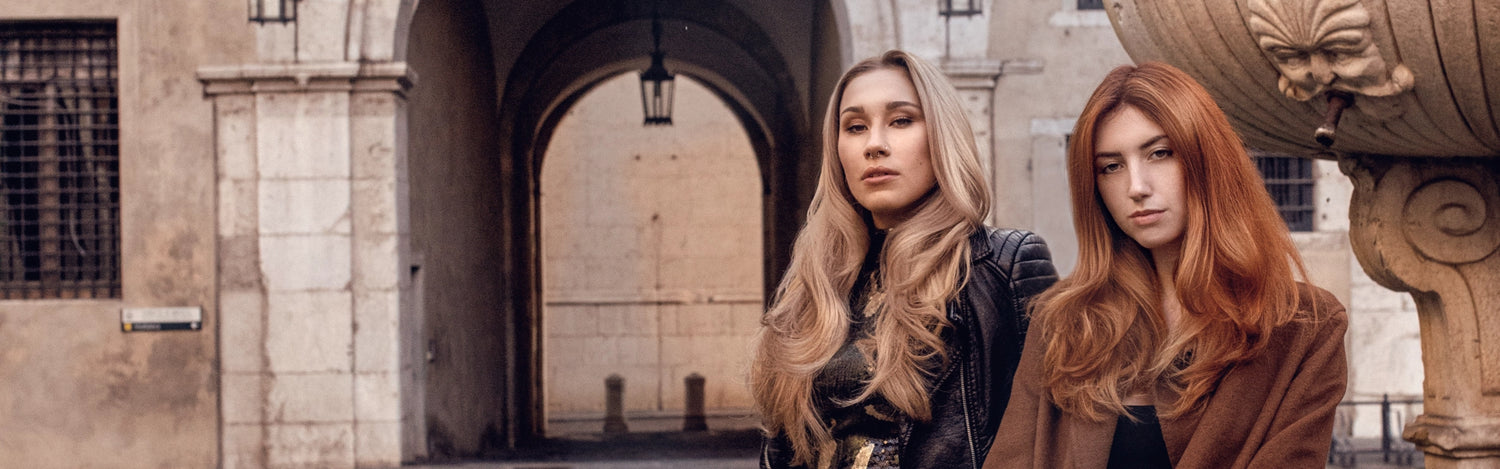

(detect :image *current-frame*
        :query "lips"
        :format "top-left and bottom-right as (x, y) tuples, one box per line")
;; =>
(862, 166), (899, 182)
(1129, 208), (1165, 224)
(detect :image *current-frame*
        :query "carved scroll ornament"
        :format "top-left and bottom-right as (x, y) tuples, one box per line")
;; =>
(1344, 156), (1500, 458)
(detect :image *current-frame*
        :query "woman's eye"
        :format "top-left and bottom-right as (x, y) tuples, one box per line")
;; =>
(1150, 148), (1173, 159)
(891, 117), (913, 127)
(844, 123), (866, 134)
(1099, 162), (1122, 174)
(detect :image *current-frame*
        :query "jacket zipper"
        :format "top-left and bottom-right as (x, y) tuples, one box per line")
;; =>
(960, 360), (977, 469)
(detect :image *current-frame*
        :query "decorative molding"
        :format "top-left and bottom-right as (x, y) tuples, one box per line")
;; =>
(1001, 58), (1045, 76)
(1404, 414), (1500, 459)
(943, 58), (1004, 89)
(1246, 0), (1413, 103)
(197, 62), (417, 96)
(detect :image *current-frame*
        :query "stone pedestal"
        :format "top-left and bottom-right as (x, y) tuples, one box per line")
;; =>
(1343, 155), (1500, 467)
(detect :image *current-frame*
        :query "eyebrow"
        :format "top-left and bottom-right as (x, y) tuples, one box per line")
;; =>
(840, 100), (922, 117)
(1094, 134), (1169, 158)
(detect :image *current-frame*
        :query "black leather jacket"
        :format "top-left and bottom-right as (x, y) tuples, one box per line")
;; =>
(761, 227), (1058, 469)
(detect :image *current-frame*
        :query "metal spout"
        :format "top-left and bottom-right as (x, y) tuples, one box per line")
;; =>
(1315, 91), (1353, 147)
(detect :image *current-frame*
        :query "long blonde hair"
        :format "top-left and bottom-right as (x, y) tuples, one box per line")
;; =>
(1033, 62), (1310, 422)
(750, 50), (990, 466)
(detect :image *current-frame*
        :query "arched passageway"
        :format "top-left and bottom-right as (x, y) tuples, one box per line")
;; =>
(403, 0), (842, 459)
(539, 73), (764, 436)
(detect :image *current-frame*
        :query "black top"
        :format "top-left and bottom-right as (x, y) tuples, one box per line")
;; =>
(762, 228), (1060, 469)
(812, 230), (904, 468)
(1107, 405), (1172, 469)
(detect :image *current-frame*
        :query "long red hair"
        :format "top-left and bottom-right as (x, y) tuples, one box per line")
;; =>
(1032, 62), (1311, 421)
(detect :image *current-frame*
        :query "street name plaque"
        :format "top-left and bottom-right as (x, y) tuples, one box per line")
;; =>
(121, 307), (202, 332)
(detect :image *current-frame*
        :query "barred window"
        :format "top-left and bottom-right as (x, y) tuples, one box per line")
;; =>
(1253, 153), (1315, 232)
(0, 21), (119, 299)
(939, 0), (982, 17)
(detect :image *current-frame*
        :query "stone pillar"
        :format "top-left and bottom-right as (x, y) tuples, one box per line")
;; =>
(942, 59), (1004, 224)
(1343, 154), (1500, 467)
(200, 62), (414, 469)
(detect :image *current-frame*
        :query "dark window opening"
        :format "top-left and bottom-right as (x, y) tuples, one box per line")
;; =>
(1078, 0), (1106, 10)
(0, 21), (120, 299)
(940, 0), (982, 17)
(1253, 153), (1315, 232)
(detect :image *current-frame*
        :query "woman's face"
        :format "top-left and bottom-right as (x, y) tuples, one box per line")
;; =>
(837, 68), (936, 230)
(1092, 105), (1187, 255)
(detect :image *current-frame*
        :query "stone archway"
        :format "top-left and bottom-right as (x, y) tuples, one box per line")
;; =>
(205, 0), (982, 464)
(487, 0), (821, 447)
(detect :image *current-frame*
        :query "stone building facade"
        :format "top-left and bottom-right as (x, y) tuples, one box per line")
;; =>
(0, 0), (1427, 467)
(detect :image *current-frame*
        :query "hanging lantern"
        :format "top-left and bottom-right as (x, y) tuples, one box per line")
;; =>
(639, 6), (674, 126)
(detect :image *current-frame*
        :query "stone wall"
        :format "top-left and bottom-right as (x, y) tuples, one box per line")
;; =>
(406, 0), (509, 457)
(1308, 160), (1424, 439)
(541, 74), (763, 422)
(0, 1), (251, 467)
(987, 1), (1132, 274)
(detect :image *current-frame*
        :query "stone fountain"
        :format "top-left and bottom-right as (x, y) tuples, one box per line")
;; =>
(1106, 1), (1500, 467)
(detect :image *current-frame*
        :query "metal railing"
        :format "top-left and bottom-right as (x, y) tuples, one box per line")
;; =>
(1329, 394), (1421, 467)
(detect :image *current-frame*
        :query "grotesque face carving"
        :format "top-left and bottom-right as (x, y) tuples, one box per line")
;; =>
(1247, 0), (1413, 102)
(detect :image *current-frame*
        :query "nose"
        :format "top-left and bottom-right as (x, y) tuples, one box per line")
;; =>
(864, 129), (889, 159)
(1126, 164), (1151, 202)
(1308, 53), (1335, 86)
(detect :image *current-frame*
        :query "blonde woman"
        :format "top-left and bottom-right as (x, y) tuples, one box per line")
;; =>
(752, 50), (1058, 469)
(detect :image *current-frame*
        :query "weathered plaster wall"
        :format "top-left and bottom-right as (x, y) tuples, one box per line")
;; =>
(540, 74), (763, 421)
(0, 0), (251, 467)
(988, 1), (1131, 274)
(406, 0), (510, 457)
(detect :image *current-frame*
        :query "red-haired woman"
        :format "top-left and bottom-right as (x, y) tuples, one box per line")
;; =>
(983, 62), (1347, 468)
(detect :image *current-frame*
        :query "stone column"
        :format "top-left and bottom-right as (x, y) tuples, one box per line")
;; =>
(200, 62), (414, 469)
(1343, 154), (1500, 467)
(944, 60), (1003, 166)
(942, 60), (1002, 223)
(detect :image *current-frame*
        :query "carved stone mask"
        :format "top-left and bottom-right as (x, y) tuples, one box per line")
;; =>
(1247, 0), (1413, 101)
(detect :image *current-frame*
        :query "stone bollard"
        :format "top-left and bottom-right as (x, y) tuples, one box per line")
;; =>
(683, 373), (708, 432)
(604, 374), (628, 434)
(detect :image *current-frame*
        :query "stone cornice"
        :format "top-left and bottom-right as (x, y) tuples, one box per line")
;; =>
(197, 62), (417, 96)
(942, 58), (1003, 89)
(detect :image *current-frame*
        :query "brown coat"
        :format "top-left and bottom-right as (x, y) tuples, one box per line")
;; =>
(983, 285), (1347, 469)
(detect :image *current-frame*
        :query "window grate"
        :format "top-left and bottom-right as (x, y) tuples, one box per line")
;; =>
(1253, 153), (1314, 232)
(1078, 0), (1106, 10)
(0, 21), (120, 299)
(939, 0), (982, 17)
(249, 0), (298, 23)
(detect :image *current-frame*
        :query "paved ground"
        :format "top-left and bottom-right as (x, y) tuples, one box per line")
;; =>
(410, 459), (756, 469)
(406, 416), (1425, 468)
